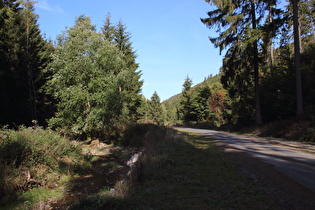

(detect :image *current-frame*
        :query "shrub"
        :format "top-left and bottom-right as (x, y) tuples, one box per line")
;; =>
(0, 127), (89, 202)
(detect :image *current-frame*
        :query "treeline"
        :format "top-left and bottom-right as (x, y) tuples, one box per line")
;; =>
(160, 0), (315, 128)
(201, 0), (315, 125)
(0, 0), (143, 140)
(162, 75), (231, 126)
(0, 0), (53, 126)
(139, 74), (231, 126)
(2, 0), (315, 136)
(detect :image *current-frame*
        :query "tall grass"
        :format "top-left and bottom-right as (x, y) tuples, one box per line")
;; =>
(122, 124), (181, 181)
(69, 124), (182, 209)
(0, 126), (90, 204)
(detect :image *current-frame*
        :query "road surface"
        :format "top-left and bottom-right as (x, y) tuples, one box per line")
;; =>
(176, 127), (315, 193)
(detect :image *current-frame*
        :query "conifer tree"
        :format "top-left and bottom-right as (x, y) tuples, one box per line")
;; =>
(149, 91), (165, 125)
(201, 0), (277, 125)
(112, 20), (143, 121)
(0, 0), (51, 126)
(193, 85), (211, 122)
(180, 77), (196, 122)
(101, 13), (115, 41)
(292, 0), (304, 119)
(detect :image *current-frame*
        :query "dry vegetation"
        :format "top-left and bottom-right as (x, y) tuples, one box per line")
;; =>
(0, 127), (91, 208)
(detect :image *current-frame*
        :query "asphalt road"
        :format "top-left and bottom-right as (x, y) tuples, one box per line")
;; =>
(176, 127), (315, 193)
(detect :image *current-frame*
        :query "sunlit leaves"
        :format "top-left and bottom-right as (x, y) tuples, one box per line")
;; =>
(45, 15), (133, 138)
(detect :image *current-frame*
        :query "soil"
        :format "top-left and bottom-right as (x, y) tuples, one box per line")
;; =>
(219, 142), (315, 209)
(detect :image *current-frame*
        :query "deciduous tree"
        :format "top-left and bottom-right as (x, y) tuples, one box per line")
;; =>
(45, 15), (132, 139)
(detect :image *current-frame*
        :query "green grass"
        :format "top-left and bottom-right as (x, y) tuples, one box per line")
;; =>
(1, 179), (68, 210)
(70, 125), (274, 209)
(126, 131), (271, 209)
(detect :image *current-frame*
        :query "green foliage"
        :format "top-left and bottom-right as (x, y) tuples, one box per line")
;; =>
(149, 91), (165, 125)
(200, 0), (315, 125)
(138, 92), (166, 125)
(192, 85), (211, 122)
(221, 46), (255, 125)
(180, 76), (197, 122)
(45, 15), (142, 140)
(0, 0), (53, 126)
(164, 74), (231, 126)
(0, 127), (81, 167)
(101, 14), (143, 122)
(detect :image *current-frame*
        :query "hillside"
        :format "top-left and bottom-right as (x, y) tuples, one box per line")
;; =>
(163, 74), (230, 125)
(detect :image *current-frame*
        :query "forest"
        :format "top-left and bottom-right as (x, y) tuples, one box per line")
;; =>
(1, 0), (315, 208)
(161, 0), (315, 142)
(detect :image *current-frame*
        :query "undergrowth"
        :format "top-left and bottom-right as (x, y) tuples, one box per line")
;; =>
(70, 124), (181, 209)
(185, 119), (315, 143)
(0, 126), (91, 206)
(239, 119), (315, 143)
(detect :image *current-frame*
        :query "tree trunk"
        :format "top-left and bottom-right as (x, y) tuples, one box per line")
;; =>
(251, 1), (262, 125)
(25, 0), (37, 121)
(292, 0), (304, 119)
(269, 4), (274, 74)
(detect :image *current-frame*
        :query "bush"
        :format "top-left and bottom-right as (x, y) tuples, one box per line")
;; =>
(0, 127), (89, 202)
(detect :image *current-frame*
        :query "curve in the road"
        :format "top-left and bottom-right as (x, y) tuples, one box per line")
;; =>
(176, 127), (315, 193)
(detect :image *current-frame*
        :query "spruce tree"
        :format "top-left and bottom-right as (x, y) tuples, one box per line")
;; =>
(180, 77), (196, 123)
(149, 91), (165, 125)
(193, 85), (211, 122)
(201, 0), (277, 125)
(0, 0), (51, 126)
(101, 13), (115, 41)
(112, 20), (143, 121)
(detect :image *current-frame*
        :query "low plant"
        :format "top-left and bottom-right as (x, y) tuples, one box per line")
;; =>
(0, 126), (91, 205)
(239, 119), (315, 143)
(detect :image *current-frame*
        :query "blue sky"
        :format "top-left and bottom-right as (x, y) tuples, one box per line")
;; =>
(34, 0), (223, 101)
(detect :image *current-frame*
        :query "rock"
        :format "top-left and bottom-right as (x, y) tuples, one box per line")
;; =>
(127, 153), (139, 166)
(127, 149), (145, 166)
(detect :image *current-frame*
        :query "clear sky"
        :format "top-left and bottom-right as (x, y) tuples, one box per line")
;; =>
(34, 0), (223, 101)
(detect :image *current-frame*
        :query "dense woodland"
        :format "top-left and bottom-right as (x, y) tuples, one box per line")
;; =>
(1, 0), (315, 137)
(162, 0), (315, 132)
(0, 0), (143, 140)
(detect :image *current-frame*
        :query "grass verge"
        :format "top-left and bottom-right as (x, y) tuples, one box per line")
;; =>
(70, 125), (275, 209)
